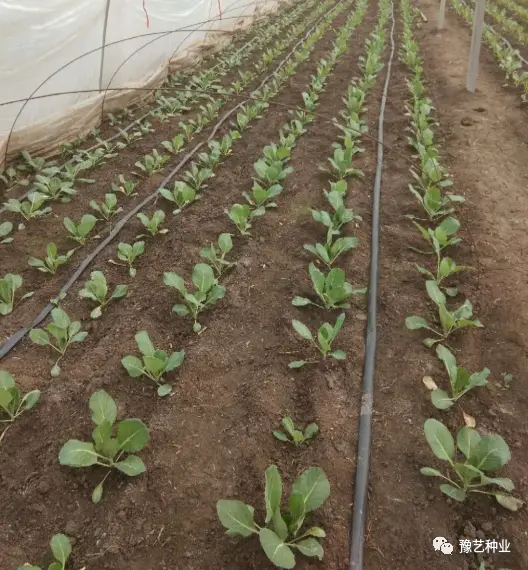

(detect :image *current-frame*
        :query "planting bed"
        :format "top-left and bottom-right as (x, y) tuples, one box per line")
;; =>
(1, 0), (528, 569)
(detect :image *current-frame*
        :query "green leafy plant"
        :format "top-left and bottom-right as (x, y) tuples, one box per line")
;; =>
(200, 233), (235, 276)
(4, 192), (52, 220)
(0, 369), (40, 427)
(322, 137), (363, 179)
(415, 255), (474, 297)
(160, 182), (198, 214)
(28, 243), (74, 275)
(29, 308), (88, 376)
(79, 271), (128, 318)
(304, 236), (358, 267)
(121, 330), (185, 396)
(273, 417), (319, 445)
(118, 128), (142, 146)
(18, 533), (72, 570)
(63, 214), (98, 245)
(58, 389), (149, 503)
(137, 210), (167, 237)
(311, 191), (361, 240)
(0, 273), (33, 315)
(90, 193), (122, 220)
(412, 216), (461, 255)
(34, 175), (76, 202)
(113, 241), (145, 276)
(21, 151), (48, 174)
(405, 281), (483, 347)
(0, 221), (13, 245)
(161, 134), (185, 154)
(421, 419), (522, 511)
(60, 161), (95, 185)
(197, 147), (221, 169)
(111, 174), (137, 197)
(243, 182), (282, 214)
(226, 203), (258, 235)
(408, 183), (465, 220)
(293, 263), (366, 309)
(182, 163), (214, 192)
(164, 263), (225, 332)
(217, 465), (330, 568)
(289, 313), (346, 367)
(134, 149), (169, 176)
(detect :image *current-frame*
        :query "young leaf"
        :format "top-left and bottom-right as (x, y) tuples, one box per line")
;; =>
(424, 418), (455, 461)
(259, 528), (295, 569)
(216, 500), (257, 537)
(265, 465), (282, 523)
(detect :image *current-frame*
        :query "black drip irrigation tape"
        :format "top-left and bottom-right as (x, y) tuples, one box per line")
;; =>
(0, 0), (344, 360)
(348, 3), (395, 569)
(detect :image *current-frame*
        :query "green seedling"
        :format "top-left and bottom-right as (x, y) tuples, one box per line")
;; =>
(156, 95), (190, 116)
(284, 119), (306, 138)
(412, 216), (461, 255)
(217, 465), (330, 568)
(406, 280), (483, 347)
(137, 210), (168, 237)
(63, 214), (98, 245)
(321, 137), (364, 179)
(60, 162), (95, 184)
(210, 133), (237, 156)
(96, 137), (125, 153)
(18, 533), (72, 570)
(289, 314), (346, 368)
(293, 263), (365, 310)
(111, 174), (137, 197)
(243, 181), (282, 214)
(0, 370), (40, 434)
(424, 344), (488, 410)
(28, 242), (74, 275)
(118, 128), (142, 146)
(273, 416), (319, 445)
(107, 112), (121, 125)
(4, 192), (52, 220)
(59, 389), (149, 503)
(0, 221), (13, 244)
(90, 193), (122, 220)
(311, 191), (361, 240)
(0, 165), (28, 189)
(197, 147), (221, 170)
(34, 175), (76, 202)
(160, 181), (198, 214)
(113, 241), (145, 276)
(503, 373), (513, 388)
(226, 203), (259, 235)
(233, 110), (251, 131)
(29, 308), (87, 376)
(421, 419), (522, 511)
(182, 163), (214, 192)
(134, 149), (169, 176)
(79, 270), (128, 318)
(179, 121), (196, 141)
(289, 108), (315, 126)
(0, 273), (33, 315)
(164, 263), (225, 332)
(161, 134), (185, 154)
(253, 158), (292, 188)
(304, 236), (358, 267)
(121, 330), (185, 396)
(137, 119), (154, 136)
(408, 183), (465, 220)
(21, 151), (48, 173)
(200, 233), (235, 276)
(415, 256), (474, 297)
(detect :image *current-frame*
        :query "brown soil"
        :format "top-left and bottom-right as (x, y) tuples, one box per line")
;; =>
(2, 0), (528, 569)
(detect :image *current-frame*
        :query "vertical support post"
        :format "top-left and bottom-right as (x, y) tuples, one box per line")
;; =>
(438, 0), (447, 29)
(466, 0), (486, 92)
(99, 0), (111, 91)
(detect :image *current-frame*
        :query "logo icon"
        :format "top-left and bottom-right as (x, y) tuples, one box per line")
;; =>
(433, 537), (454, 554)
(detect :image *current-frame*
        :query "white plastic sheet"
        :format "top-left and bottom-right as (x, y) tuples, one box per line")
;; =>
(0, 0), (277, 161)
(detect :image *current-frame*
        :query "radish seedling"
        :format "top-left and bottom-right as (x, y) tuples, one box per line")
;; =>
(0, 369), (40, 425)
(293, 263), (366, 309)
(289, 314), (346, 367)
(4, 192), (52, 220)
(79, 271), (128, 318)
(421, 419), (522, 511)
(423, 344), (489, 409)
(0, 221), (13, 244)
(160, 182), (198, 214)
(90, 193), (122, 220)
(406, 281), (483, 347)
(114, 241), (145, 276)
(164, 263), (225, 332)
(134, 149), (169, 176)
(121, 330), (185, 396)
(217, 465), (330, 568)
(29, 308), (87, 376)
(304, 236), (358, 267)
(59, 389), (149, 503)
(200, 233), (235, 276)
(0, 273), (33, 315)
(273, 417), (319, 445)
(161, 134), (185, 154)
(28, 242), (74, 275)
(63, 214), (98, 244)
(137, 210), (168, 237)
(111, 174), (137, 197)
(19, 533), (72, 570)
(182, 163), (214, 191)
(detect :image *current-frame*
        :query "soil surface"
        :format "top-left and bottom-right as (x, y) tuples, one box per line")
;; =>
(1, 0), (528, 569)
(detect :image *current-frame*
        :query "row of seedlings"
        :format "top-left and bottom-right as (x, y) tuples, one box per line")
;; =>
(2, 2), (358, 567)
(400, 0), (523, 512)
(0, 0), (335, 319)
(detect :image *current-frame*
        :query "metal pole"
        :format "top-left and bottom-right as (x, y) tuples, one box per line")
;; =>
(99, 0), (112, 91)
(438, 0), (447, 29)
(466, 0), (486, 92)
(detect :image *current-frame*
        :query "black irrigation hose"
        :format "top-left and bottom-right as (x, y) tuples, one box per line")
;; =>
(349, 3), (395, 569)
(0, 0), (344, 360)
